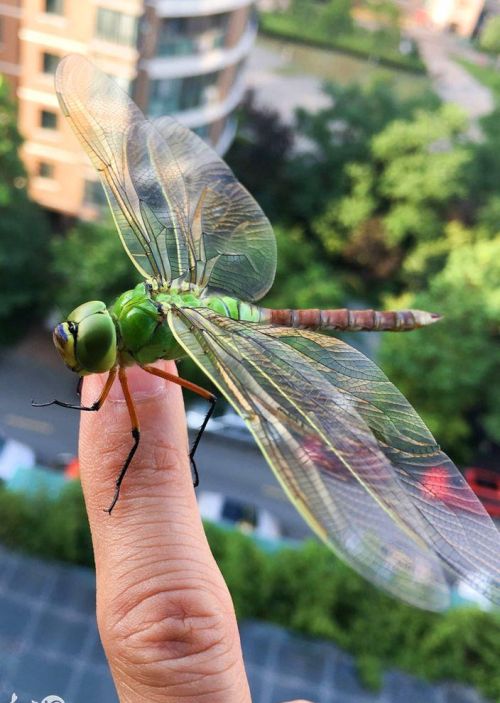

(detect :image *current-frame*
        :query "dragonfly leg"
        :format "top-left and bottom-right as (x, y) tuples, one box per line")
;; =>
(76, 376), (83, 398)
(32, 367), (117, 411)
(105, 366), (140, 514)
(141, 365), (217, 487)
(189, 396), (216, 488)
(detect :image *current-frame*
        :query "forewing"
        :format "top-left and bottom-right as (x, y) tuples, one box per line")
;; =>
(55, 54), (191, 282)
(169, 307), (453, 610)
(153, 117), (276, 301)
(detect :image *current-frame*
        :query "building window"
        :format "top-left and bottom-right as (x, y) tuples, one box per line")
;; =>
(95, 8), (138, 46)
(193, 124), (210, 140)
(83, 179), (107, 207)
(40, 109), (57, 129)
(42, 52), (59, 74)
(44, 0), (64, 15)
(156, 13), (230, 57)
(38, 162), (54, 178)
(148, 79), (181, 116)
(148, 71), (221, 117)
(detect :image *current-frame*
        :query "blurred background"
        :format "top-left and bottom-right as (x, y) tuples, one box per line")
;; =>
(0, 0), (500, 701)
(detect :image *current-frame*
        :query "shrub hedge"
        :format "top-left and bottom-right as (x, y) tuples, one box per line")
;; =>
(0, 481), (498, 700)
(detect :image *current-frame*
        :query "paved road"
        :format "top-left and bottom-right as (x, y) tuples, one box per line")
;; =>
(406, 27), (494, 133)
(0, 332), (311, 540)
(246, 39), (332, 123)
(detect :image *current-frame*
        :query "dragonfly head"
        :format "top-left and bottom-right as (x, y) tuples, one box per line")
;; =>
(53, 301), (117, 375)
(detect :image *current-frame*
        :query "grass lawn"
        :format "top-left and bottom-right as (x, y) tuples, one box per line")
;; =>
(457, 57), (500, 98)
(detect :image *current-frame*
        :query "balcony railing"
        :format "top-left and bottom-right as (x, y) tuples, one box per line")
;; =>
(153, 0), (254, 18)
(143, 18), (257, 79)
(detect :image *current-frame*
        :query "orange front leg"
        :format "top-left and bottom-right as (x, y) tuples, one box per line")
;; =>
(141, 364), (217, 487)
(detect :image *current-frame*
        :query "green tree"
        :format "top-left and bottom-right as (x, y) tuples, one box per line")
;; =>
(312, 104), (471, 297)
(467, 106), (500, 229)
(0, 76), (51, 343)
(284, 79), (440, 230)
(322, 0), (353, 35)
(379, 235), (500, 460)
(289, 0), (357, 36)
(480, 15), (500, 54)
(49, 218), (140, 315)
(263, 225), (345, 310)
(225, 92), (295, 223)
(360, 0), (400, 27)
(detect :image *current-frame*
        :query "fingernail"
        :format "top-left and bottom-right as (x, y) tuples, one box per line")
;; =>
(109, 365), (166, 401)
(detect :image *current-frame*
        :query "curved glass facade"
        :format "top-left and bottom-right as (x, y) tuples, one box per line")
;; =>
(148, 70), (223, 116)
(155, 13), (232, 57)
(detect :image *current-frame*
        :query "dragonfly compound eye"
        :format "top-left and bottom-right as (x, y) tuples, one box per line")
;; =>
(53, 301), (117, 374)
(53, 321), (78, 372)
(75, 311), (117, 374)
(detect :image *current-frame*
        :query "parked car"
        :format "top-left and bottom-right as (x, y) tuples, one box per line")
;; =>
(197, 490), (281, 539)
(452, 570), (496, 611)
(464, 467), (500, 519)
(63, 455), (80, 480)
(6, 464), (67, 499)
(0, 434), (35, 482)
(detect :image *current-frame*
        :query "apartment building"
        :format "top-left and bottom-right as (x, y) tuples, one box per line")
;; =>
(426, 0), (485, 36)
(0, 1), (22, 88)
(0, 0), (256, 218)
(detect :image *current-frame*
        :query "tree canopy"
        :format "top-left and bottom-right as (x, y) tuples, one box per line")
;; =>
(480, 15), (500, 54)
(49, 218), (139, 315)
(227, 79), (500, 460)
(379, 234), (500, 460)
(0, 76), (51, 343)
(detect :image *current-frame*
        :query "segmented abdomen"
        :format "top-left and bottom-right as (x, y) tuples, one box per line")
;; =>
(210, 297), (440, 332)
(258, 307), (441, 332)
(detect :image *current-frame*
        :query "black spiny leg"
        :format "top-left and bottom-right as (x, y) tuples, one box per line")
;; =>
(105, 367), (140, 514)
(33, 367), (117, 411)
(189, 395), (217, 487)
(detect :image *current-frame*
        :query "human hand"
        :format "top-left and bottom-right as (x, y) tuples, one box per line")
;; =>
(80, 361), (312, 703)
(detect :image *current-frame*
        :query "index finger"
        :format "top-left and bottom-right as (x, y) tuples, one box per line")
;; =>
(79, 361), (251, 703)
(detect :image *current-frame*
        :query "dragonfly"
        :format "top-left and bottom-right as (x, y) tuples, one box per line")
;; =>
(38, 54), (500, 611)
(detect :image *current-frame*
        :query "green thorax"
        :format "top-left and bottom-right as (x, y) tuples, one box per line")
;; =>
(110, 283), (262, 366)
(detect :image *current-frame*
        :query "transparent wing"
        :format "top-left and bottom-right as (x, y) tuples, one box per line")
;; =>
(274, 328), (500, 599)
(55, 54), (189, 282)
(153, 117), (276, 301)
(55, 55), (276, 300)
(170, 308), (452, 609)
(168, 307), (500, 610)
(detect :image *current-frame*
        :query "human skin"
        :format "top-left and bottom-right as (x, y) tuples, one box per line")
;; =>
(80, 360), (312, 703)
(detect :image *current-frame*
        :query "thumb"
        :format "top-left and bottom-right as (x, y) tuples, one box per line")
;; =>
(79, 361), (251, 703)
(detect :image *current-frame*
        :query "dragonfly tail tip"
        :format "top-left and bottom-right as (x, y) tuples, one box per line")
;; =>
(412, 310), (443, 327)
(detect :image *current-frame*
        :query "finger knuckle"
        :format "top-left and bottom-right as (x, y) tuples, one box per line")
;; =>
(99, 579), (237, 675)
